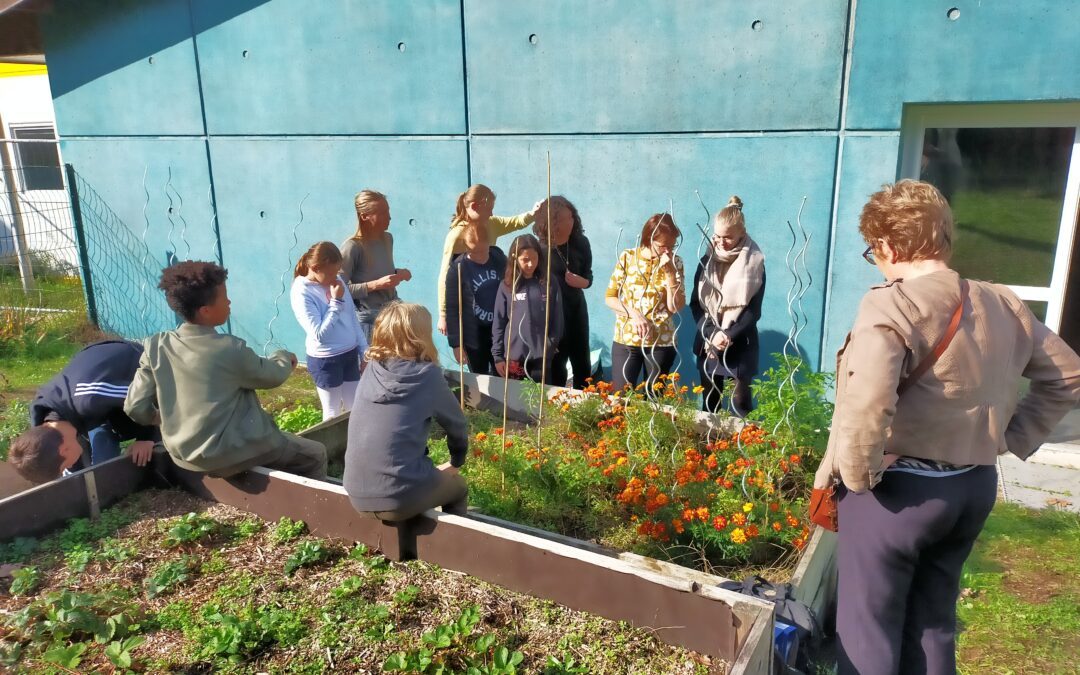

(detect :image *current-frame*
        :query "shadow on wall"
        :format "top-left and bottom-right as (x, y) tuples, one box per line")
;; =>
(45, 0), (272, 98)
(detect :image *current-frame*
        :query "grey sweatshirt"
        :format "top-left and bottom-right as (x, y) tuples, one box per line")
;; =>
(340, 234), (399, 323)
(343, 358), (468, 512)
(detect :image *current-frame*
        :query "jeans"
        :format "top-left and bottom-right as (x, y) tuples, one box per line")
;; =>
(87, 425), (122, 465)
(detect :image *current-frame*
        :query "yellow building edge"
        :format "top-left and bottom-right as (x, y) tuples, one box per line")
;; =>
(0, 62), (47, 78)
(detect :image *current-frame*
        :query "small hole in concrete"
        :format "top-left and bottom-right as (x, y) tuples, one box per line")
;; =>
(751, 20), (764, 32)
(947, 7), (960, 20)
(242, 50), (249, 58)
(167, 207), (174, 214)
(259, 211), (266, 219)
(148, 56), (155, 65)
(408, 218), (417, 227)
(398, 42), (406, 52)
(529, 34), (538, 45)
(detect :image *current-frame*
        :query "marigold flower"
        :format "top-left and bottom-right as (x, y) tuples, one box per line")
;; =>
(672, 518), (685, 534)
(733, 513), (747, 526)
(475, 432), (487, 442)
(682, 508), (695, 521)
(712, 515), (728, 530)
(742, 502), (754, 513)
(695, 506), (710, 521)
(730, 528), (747, 545)
(772, 522), (783, 532)
(769, 502), (780, 512)
(745, 524), (760, 538)
(692, 385), (705, 394)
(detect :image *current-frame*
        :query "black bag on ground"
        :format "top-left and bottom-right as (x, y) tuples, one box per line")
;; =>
(719, 575), (822, 675)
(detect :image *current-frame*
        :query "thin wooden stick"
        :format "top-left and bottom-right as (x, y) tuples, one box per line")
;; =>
(457, 259), (465, 410)
(537, 152), (553, 450)
(500, 257), (518, 437)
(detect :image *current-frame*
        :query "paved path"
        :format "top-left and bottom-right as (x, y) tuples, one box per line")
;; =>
(997, 445), (1080, 513)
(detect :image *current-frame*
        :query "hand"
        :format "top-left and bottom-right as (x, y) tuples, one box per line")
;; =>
(437, 316), (448, 336)
(658, 251), (677, 273)
(438, 462), (460, 475)
(370, 274), (401, 291)
(453, 347), (465, 364)
(564, 270), (588, 289)
(494, 361), (507, 377)
(530, 200), (543, 217)
(329, 279), (345, 300)
(396, 268), (412, 282)
(128, 440), (154, 467)
(629, 312), (651, 340)
(709, 332), (731, 351)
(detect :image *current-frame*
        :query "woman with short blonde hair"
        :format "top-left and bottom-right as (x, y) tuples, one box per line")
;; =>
(344, 302), (468, 521)
(819, 179), (1080, 674)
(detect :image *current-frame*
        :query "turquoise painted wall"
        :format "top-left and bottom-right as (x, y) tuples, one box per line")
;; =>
(40, 0), (1080, 376)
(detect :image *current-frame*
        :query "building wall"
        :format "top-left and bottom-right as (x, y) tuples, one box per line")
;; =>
(39, 0), (1080, 373)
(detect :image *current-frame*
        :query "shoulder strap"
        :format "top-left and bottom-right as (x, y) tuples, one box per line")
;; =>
(897, 279), (969, 396)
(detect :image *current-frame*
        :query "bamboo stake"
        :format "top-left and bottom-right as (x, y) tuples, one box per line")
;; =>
(500, 255), (518, 438)
(537, 152), (553, 451)
(457, 259), (465, 410)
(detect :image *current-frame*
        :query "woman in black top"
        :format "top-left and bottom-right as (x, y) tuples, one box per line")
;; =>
(690, 196), (766, 416)
(533, 196), (593, 389)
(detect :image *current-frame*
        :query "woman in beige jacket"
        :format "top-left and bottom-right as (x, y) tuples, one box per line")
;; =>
(817, 180), (1080, 675)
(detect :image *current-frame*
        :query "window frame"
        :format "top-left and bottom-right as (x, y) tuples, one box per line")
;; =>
(899, 103), (1080, 332)
(9, 122), (65, 193)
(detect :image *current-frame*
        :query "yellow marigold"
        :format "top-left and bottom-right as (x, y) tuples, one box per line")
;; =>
(730, 528), (747, 545)
(475, 432), (487, 442)
(742, 502), (754, 513)
(692, 385), (704, 394)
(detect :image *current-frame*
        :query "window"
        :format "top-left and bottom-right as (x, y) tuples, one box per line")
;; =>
(900, 104), (1080, 336)
(11, 125), (63, 191)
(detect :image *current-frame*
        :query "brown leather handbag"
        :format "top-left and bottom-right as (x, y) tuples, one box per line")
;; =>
(810, 280), (969, 532)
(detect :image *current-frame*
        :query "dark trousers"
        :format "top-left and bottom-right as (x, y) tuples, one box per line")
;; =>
(610, 342), (677, 393)
(464, 323), (495, 376)
(836, 465), (997, 675)
(697, 358), (753, 416)
(551, 301), (591, 389)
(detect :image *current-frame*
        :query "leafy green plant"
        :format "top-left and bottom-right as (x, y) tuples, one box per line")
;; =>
(232, 517), (263, 540)
(42, 641), (88, 669)
(394, 584), (420, 607)
(284, 540), (330, 575)
(544, 651), (589, 674)
(383, 605), (524, 674)
(331, 576), (364, 600)
(271, 516), (307, 544)
(0, 536), (37, 564)
(146, 555), (199, 598)
(162, 512), (219, 547)
(273, 403), (322, 433)
(8, 565), (41, 596)
(105, 635), (146, 670)
(64, 543), (94, 573)
(348, 542), (370, 559)
(97, 537), (137, 564)
(0, 399), (30, 463)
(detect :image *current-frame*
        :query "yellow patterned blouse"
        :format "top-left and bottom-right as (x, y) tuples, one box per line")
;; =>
(605, 247), (685, 347)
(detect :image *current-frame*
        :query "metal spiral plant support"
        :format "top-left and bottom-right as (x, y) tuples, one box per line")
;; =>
(774, 197), (812, 452)
(164, 167), (177, 265)
(167, 179), (192, 261)
(537, 153), (554, 452)
(263, 194), (309, 356)
(138, 165), (153, 326)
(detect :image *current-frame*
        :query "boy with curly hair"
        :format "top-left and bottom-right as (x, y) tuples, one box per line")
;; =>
(124, 261), (327, 479)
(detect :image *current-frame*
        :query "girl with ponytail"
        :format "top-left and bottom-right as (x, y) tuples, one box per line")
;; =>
(436, 184), (541, 336)
(290, 241), (367, 420)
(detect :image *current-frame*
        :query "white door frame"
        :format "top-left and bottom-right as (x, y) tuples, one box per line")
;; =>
(899, 102), (1080, 332)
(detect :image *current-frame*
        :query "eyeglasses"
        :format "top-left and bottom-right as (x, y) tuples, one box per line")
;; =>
(862, 245), (876, 265)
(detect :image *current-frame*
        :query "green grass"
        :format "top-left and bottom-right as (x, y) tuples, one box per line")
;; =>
(956, 503), (1080, 674)
(950, 188), (1063, 289)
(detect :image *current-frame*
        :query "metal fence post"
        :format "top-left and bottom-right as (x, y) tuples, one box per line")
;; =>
(65, 163), (98, 327)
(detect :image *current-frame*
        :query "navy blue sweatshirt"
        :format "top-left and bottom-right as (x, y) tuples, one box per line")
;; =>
(491, 275), (564, 364)
(30, 340), (159, 441)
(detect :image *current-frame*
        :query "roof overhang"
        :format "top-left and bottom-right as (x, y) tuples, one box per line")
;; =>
(0, 0), (50, 60)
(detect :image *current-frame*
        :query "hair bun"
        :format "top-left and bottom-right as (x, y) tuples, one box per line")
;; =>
(727, 195), (743, 210)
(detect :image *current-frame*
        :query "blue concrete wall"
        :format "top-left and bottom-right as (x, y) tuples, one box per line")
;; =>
(39, 0), (1080, 376)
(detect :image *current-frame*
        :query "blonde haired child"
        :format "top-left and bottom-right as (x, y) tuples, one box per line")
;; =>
(341, 190), (412, 341)
(436, 184), (541, 335)
(290, 241), (367, 421)
(344, 303), (469, 521)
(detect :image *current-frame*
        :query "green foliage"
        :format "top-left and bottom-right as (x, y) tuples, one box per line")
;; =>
(383, 604), (524, 674)
(195, 602), (311, 663)
(748, 354), (833, 458)
(271, 516), (307, 544)
(96, 537), (137, 564)
(3, 588), (143, 663)
(162, 512), (220, 547)
(273, 403), (322, 433)
(394, 584), (420, 607)
(348, 542), (369, 559)
(331, 576), (364, 600)
(42, 641), (87, 669)
(40, 507), (139, 555)
(0, 536), (38, 564)
(146, 555), (200, 598)
(105, 635), (146, 670)
(284, 540), (331, 575)
(544, 651), (589, 674)
(231, 517), (263, 540)
(0, 399), (30, 463)
(64, 543), (94, 573)
(9, 565), (41, 596)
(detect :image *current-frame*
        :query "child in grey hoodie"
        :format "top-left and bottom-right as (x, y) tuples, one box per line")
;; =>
(343, 302), (469, 520)
(491, 234), (564, 385)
